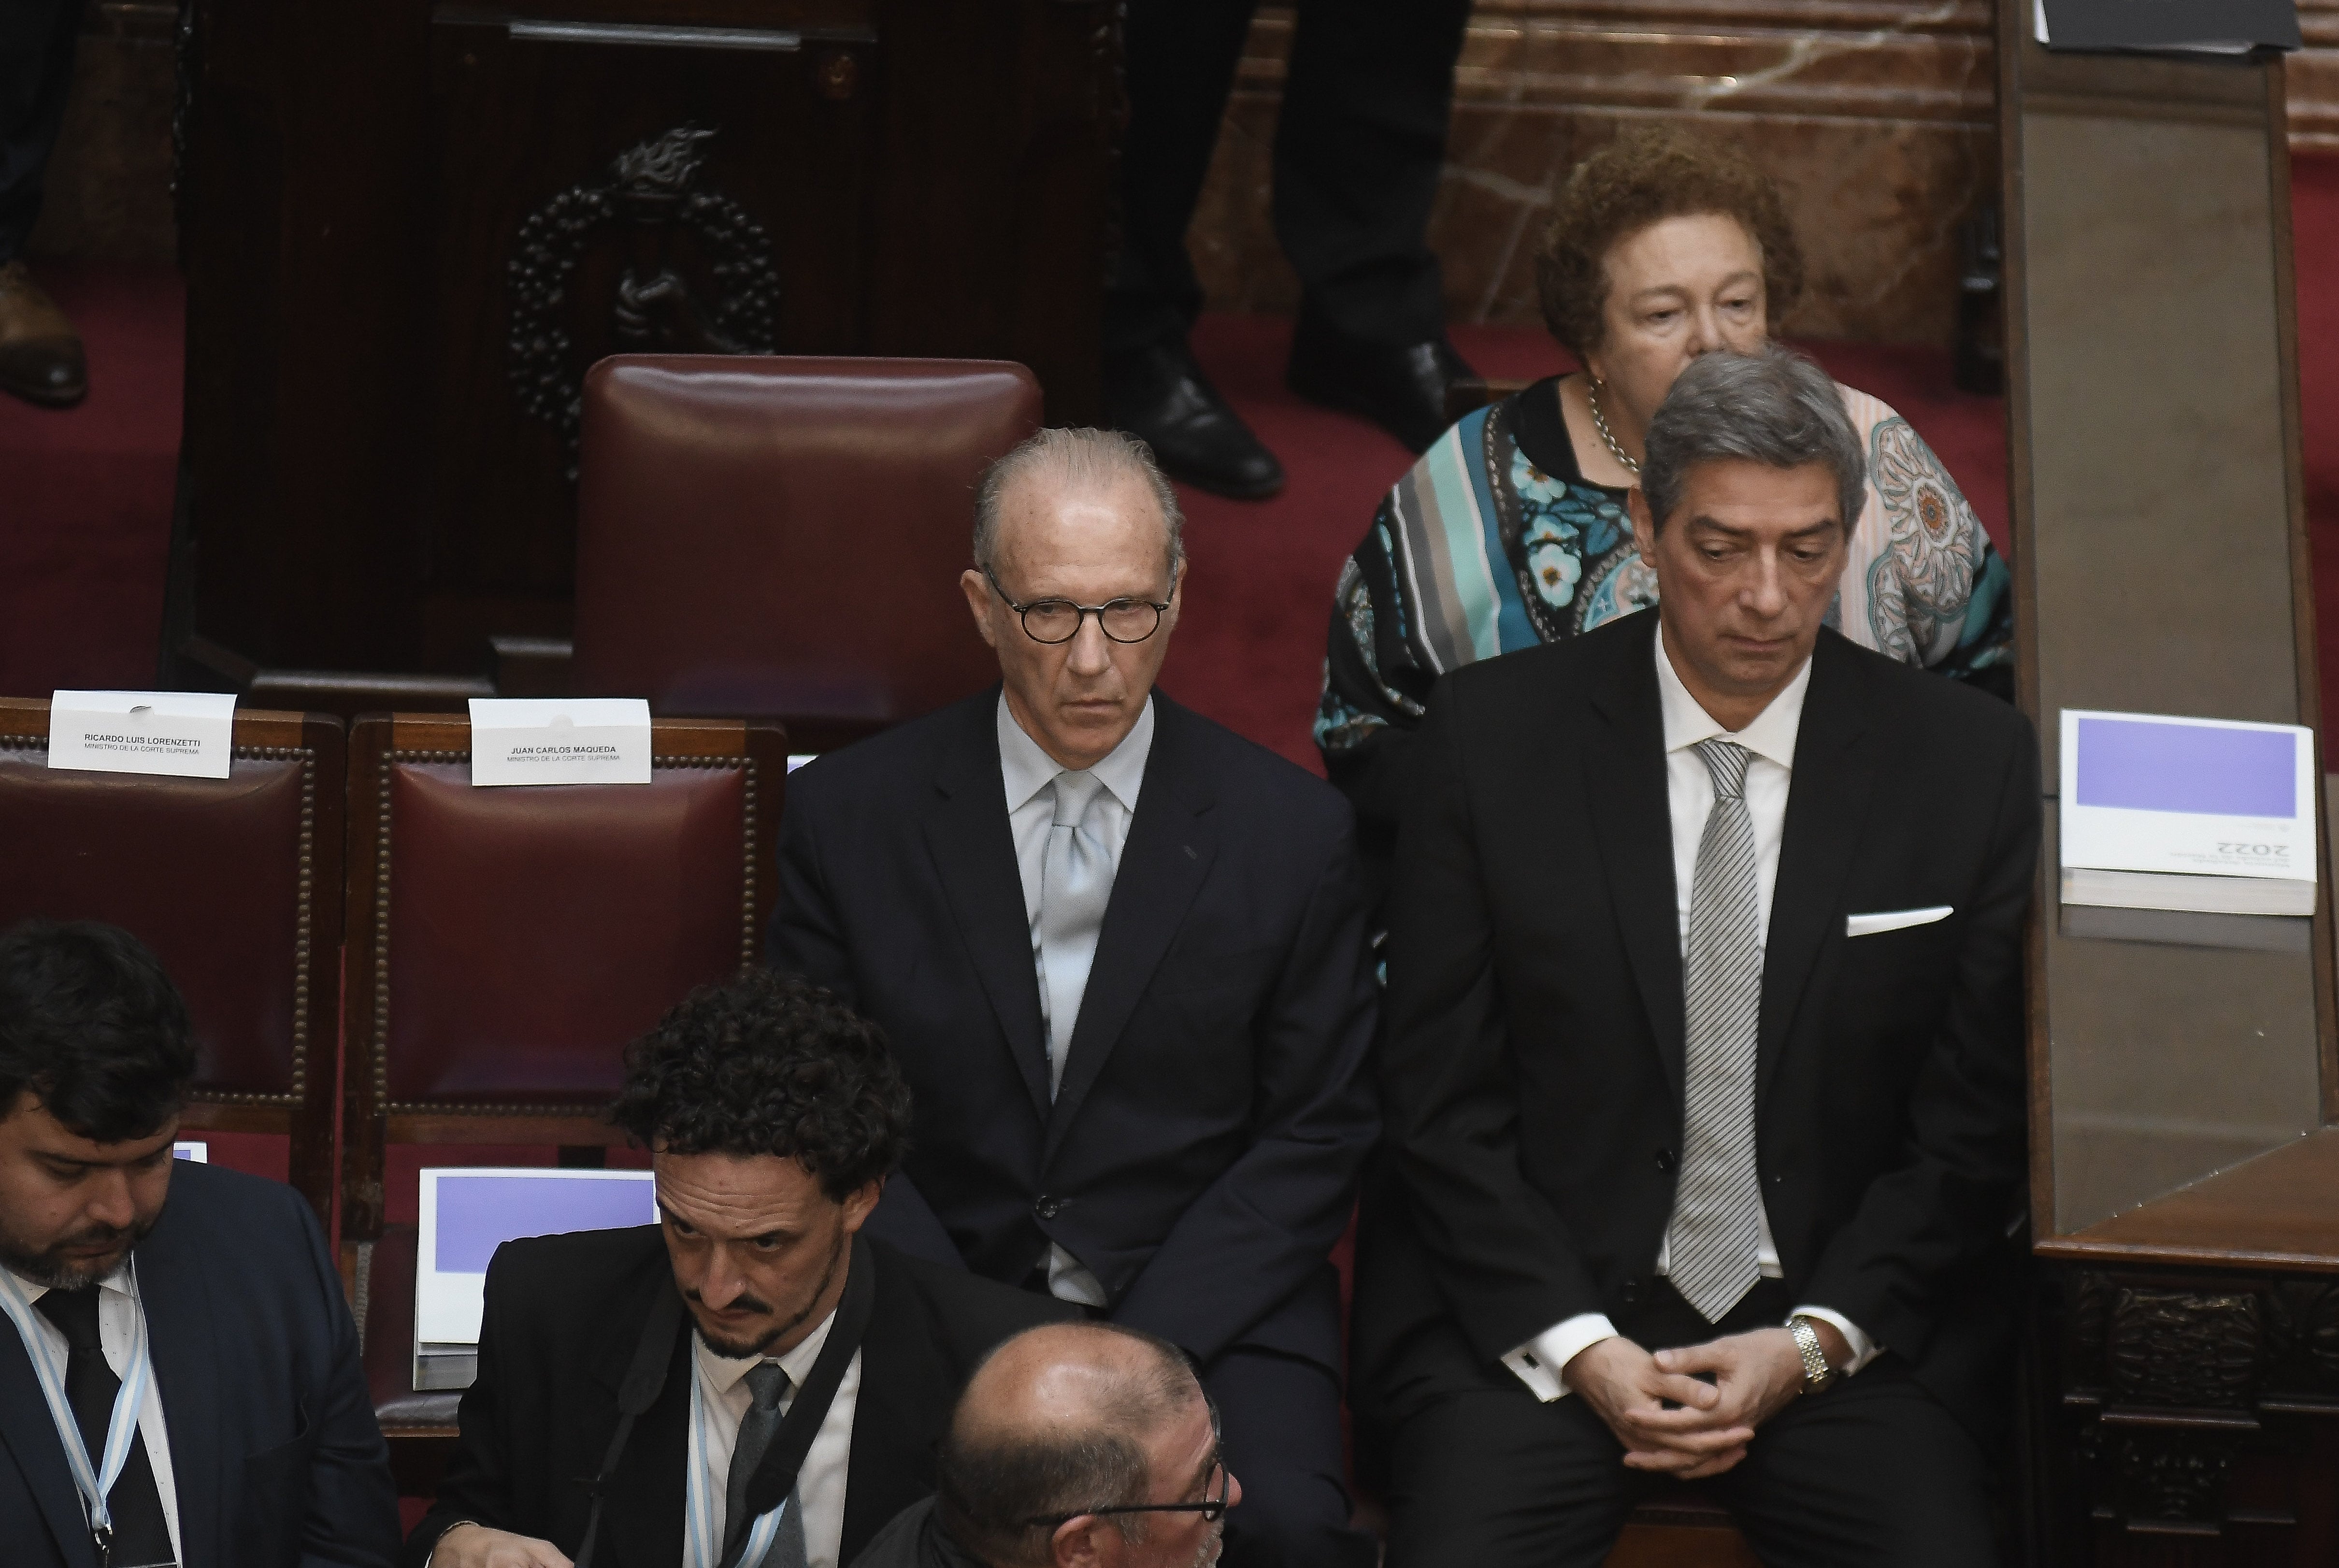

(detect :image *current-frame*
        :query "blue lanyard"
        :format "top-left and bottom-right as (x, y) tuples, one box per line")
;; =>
(0, 1263), (156, 1555)
(686, 1361), (790, 1568)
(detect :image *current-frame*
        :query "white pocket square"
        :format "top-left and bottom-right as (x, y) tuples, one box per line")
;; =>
(1846, 906), (1954, 938)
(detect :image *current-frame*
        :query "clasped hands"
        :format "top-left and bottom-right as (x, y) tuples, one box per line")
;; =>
(1562, 1318), (1847, 1479)
(430, 1521), (573, 1568)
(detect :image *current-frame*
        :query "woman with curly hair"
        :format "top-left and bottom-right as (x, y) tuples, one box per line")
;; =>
(1313, 127), (2012, 874)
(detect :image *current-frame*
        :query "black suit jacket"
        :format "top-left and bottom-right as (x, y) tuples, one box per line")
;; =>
(0, 1162), (400, 1568)
(1356, 612), (2038, 1437)
(767, 688), (1379, 1371)
(402, 1229), (1070, 1568)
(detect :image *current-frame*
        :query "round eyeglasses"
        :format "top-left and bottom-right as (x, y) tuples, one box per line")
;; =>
(985, 567), (1169, 646)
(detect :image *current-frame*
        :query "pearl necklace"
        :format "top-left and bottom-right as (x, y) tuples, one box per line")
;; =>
(1587, 378), (1640, 476)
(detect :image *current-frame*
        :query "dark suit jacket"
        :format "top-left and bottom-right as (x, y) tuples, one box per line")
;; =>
(1355, 612), (2038, 1439)
(767, 687), (1379, 1372)
(402, 1229), (1071, 1568)
(0, 1161), (400, 1568)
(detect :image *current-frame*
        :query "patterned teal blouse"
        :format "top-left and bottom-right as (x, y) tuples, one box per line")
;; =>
(1314, 376), (2014, 858)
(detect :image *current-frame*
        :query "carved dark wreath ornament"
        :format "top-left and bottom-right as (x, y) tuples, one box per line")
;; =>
(507, 123), (780, 470)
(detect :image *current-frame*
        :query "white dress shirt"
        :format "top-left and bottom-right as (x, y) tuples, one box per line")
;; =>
(5, 1260), (182, 1563)
(1501, 633), (1877, 1401)
(998, 693), (1155, 1308)
(688, 1307), (861, 1568)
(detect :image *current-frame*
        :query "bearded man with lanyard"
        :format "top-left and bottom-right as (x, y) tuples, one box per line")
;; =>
(410, 971), (1073, 1568)
(0, 920), (400, 1568)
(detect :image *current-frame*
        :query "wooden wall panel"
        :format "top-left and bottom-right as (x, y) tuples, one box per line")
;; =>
(165, 0), (1116, 694)
(2290, 0), (2339, 151)
(1192, 0), (1998, 348)
(1187, 0), (2338, 350)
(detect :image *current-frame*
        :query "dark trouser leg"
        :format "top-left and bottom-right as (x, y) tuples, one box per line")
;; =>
(1105, 0), (1260, 358)
(1718, 1359), (1999, 1568)
(1273, 0), (1471, 347)
(0, 0), (86, 265)
(1381, 1377), (1635, 1568)
(1201, 1346), (1377, 1568)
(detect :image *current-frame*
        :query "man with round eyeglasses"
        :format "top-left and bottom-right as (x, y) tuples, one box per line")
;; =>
(857, 1321), (1238, 1568)
(769, 427), (1378, 1568)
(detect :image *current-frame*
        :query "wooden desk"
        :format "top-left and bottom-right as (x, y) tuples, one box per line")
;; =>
(2031, 1131), (2339, 1563)
(1995, 5), (2339, 1558)
(2041, 1128), (2339, 1276)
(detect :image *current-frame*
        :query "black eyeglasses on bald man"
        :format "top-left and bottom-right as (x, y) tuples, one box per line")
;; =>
(983, 566), (1170, 646)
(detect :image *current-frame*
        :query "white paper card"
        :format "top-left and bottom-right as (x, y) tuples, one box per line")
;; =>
(2059, 709), (2317, 884)
(468, 697), (652, 787)
(416, 1167), (658, 1345)
(47, 690), (236, 779)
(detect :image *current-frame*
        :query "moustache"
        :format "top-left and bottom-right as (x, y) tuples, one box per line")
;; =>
(58, 1221), (137, 1250)
(684, 1288), (776, 1316)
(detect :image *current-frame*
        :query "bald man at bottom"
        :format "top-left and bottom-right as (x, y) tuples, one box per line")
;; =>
(857, 1322), (1237, 1568)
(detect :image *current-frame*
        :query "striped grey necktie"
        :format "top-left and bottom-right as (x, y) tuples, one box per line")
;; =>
(1664, 737), (1767, 1324)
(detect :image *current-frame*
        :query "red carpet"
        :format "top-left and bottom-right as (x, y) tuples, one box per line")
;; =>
(0, 262), (179, 693)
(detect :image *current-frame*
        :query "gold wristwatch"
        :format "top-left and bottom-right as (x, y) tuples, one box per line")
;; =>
(1788, 1315), (1838, 1394)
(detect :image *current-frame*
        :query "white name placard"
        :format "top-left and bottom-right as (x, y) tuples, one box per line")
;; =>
(469, 698), (652, 787)
(47, 691), (237, 779)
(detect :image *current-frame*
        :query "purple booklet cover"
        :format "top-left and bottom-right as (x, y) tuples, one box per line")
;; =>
(2074, 717), (2298, 820)
(433, 1171), (657, 1273)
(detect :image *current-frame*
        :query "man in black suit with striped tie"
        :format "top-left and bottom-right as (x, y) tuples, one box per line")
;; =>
(1355, 345), (2038, 1567)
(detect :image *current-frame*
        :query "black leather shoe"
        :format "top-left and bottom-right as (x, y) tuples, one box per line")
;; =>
(0, 261), (88, 409)
(1105, 338), (1284, 501)
(1287, 323), (1475, 454)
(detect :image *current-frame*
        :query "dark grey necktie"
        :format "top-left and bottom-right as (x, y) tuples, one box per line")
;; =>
(35, 1287), (175, 1568)
(722, 1363), (808, 1568)
(1664, 739), (1767, 1324)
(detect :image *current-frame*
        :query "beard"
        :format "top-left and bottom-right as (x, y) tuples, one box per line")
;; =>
(687, 1225), (847, 1360)
(0, 1213), (157, 1289)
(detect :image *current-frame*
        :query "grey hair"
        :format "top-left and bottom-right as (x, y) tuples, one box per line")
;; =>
(972, 427), (1186, 581)
(936, 1323), (1203, 1568)
(1640, 345), (1866, 534)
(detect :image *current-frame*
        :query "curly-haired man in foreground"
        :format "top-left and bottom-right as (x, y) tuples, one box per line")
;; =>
(407, 972), (1073, 1568)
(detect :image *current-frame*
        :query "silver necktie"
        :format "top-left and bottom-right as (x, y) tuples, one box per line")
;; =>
(1664, 738), (1766, 1324)
(1038, 770), (1114, 1096)
(724, 1364), (808, 1568)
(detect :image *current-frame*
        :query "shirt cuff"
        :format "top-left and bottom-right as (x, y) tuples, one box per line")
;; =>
(1788, 1306), (1880, 1375)
(1502, 1313), (1620, 1402)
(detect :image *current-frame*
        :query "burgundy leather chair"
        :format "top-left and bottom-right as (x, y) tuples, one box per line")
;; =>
(0, 697), (344, 1220)
(569, 354), (1043, 751)
(339, 710), (785, 1486)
